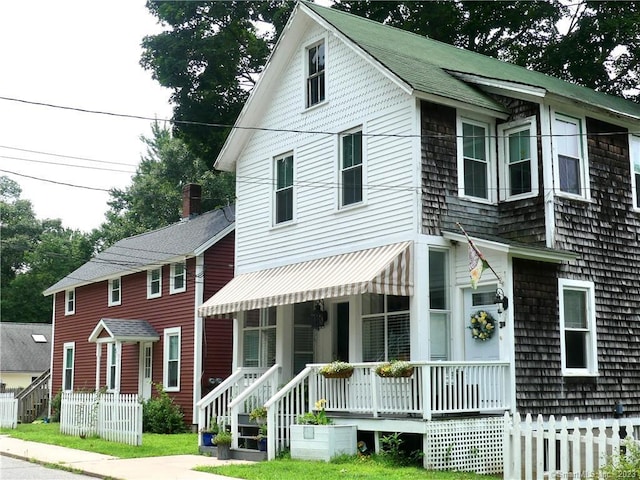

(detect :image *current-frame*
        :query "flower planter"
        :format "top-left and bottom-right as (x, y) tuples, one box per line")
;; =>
(321, 370), (353, 379)
(257, 437), (267, 451)
(217, 443), (231, 460)
(201, 432), (216, 446)
(290, 424), (357, 461)
(376, 368), (414, 378)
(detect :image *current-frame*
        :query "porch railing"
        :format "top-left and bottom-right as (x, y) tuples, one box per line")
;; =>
(227, 364), (281, 449)
(196, 367), (268, 445)
(16, 369), (50, 424)
(308, 361), (510, 420)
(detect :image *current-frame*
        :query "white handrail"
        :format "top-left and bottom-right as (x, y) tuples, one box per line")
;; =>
(228, 364), (281, 410)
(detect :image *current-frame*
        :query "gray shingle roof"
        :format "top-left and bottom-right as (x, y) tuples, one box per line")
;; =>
(44, 205), (235, 295)
(0, 322), (52, 373)
(90, 318), (160, 342)
(303, 2), (640, 120)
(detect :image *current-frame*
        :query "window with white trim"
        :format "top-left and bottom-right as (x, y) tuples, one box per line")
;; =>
(340, 128), (363, 207)
(429, 249), (450, 361)
(458, 117), (494, 201)
(106, 342), (120, 392)
(147, 268), (162, 299)
(559, 279), (598, 375)
(306, 41), (325, 108)
(553, 113), (589, 199)
(274, 153), (294, 225)
(498, 118), (538, 200)
(170, 263), (186, 294)
(108, 278), (121, 306)
(65, 289), (75, 315)
(362, 294), (410, 362)
(243, 308), (276, 368)
(63, 342), (75, 391)
(630, 135), (640, 209)
(163, 327), (181, 391)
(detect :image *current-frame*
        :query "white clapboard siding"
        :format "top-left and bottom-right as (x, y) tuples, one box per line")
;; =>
(60, 392), (142, 446)
(504, 412), (640, 480)
(0, 393), (18, 428)
(235, 21), (417, 271)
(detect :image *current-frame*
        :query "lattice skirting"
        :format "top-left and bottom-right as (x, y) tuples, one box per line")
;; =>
(424, 416), (504, 474)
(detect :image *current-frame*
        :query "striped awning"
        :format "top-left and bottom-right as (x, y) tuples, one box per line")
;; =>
(199, 241), (413, 317)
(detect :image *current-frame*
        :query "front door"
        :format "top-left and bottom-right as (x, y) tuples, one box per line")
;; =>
(140, 342), (153, 400)
(464, 286), (500, 361)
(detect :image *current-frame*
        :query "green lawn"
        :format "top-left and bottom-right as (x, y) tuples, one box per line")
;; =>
(1, 423), (502, 479)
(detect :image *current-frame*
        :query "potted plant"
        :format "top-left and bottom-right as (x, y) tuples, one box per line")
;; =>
(375, 360), (414, 378)
(318, 360), (354, 379)
(255, 423), (268, 452)
(200, 421), (219, 446)
(249, 405), (267, 425)
(213, 430), (232, 460)
(290, 399), (357, 461)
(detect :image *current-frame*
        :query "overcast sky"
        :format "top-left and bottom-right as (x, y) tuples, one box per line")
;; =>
(1, 1), (173, 232)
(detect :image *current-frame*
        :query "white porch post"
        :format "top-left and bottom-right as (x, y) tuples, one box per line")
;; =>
(95, 343), (101, 391)
(193, 253), (205, 425)
(115, 340), (122, 394)
(412, 241), (430, 361)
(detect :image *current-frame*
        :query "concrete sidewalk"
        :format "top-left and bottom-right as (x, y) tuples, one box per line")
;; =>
(0, 435), (249, 480)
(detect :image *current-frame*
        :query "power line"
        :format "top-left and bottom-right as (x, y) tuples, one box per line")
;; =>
(0, 155), (135, 174)
(0, 169), (112, 192)
(0, 144), (139, 167)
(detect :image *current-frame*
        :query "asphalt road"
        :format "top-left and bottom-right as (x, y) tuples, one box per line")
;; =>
(0, 455), (97, 480)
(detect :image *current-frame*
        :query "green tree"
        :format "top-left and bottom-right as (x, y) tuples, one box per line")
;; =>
(96, 124), (235, 247)
(0, 177), (93, 323)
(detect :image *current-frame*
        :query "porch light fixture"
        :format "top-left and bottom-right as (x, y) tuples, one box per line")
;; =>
(494, 288), (509, 313)
(311, 299), (328, 330)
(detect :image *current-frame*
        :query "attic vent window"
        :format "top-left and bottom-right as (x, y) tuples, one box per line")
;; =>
(32, 334), (47, 343)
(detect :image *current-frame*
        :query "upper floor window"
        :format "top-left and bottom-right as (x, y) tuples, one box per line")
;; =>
(170, 263), (186, 294)
(147, 268), (162, 299)
(163, 327), (181, 392)
(340, 128), (363, 207)
(63, 342), (75, 391)
(630, 135), (640, 209)
(65, 289), (75, 315)
(274, 153), (294, 224)
(498, 117), (538, 200)
(559, 279), (598, 376)
(362, 294), (410, 362)
(458, 117), (494, 202)
(108, 277), (121, 306)
(553, 113), (589, 199)
(306, 41), (325, 108)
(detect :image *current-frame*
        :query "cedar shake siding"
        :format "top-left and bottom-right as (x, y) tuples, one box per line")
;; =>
(420, 99), (546, 243)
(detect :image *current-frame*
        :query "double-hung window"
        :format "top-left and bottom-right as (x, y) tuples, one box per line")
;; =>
(306, 41), (325, 108)
(429, 249), (450, 360)
(108, 277), (121, 306)
(65, 289), (75, 315)
(274, 154), (294, 224)
(106, 342), (120, 392)
(242, 308), (276, 368)
(559, 279), (598, 376)
(553, 113), (589, 199)
(498, 118), (538, 200)
(163, 327), (181, 391)
(170, 263), (186, 294)
(340, 128), (363, 207)
(147, 268), (162, 299)
(459, 117), (493, 201)
(362, 294), (410, 362)
(63, 342), (75, 391)
(630, 135), (640, 209)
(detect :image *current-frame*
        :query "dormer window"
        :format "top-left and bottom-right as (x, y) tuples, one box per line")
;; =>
(306, 41), (325, 108)
(457, 115), (495, 203)
(498, 117), (538, 201)
(553, 113), (589, 200)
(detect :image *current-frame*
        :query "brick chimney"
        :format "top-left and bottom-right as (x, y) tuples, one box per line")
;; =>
(182, 183), (202, 219)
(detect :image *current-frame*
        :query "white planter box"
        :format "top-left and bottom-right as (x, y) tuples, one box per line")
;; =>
(290, 424), (357, 461)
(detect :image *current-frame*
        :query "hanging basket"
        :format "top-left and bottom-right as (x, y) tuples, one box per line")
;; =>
(375, 361), (414, 378)
(321, 370), (354, 379)
(376, 368), (414, 378)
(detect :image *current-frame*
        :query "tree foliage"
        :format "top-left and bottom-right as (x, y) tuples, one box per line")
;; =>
(96, 124), (235, 247)
(0, 177), (93, 323)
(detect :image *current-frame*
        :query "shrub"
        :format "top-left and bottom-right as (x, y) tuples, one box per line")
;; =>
(142, 383), (186, 434)
(50, 390), (62, 422)
(598, 439), (640, 479)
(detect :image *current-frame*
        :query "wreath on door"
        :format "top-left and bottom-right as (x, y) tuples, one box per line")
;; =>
(468, 310), (496, 341)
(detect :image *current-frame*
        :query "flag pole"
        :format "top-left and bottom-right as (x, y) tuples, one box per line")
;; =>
(456, 222), (504, 285)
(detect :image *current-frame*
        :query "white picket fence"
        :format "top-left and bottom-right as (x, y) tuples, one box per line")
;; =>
(504, 412), (640, 480)
(0, 393), (18, 428)
(60, 392), (142, 446)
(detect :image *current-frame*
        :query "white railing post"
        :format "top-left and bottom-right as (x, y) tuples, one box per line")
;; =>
(422, 365), (431, 420)
(370, 368), (379, 418)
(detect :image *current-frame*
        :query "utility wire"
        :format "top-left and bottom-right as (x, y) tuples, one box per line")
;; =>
(0, 169), (112, 192)
(0, 144), (140, 167)
(0, 155), (135, 174)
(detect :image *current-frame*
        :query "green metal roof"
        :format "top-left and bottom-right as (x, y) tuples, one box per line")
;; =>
(304, 2), (640, 120)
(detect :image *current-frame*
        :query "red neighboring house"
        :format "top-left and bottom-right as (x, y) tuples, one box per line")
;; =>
(44, 185), (235, 425)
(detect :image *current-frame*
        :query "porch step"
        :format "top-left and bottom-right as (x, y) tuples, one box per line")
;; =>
(199, 445), (267, 462)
